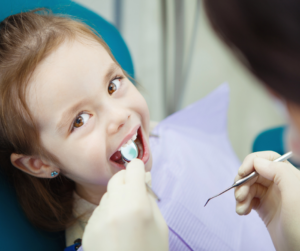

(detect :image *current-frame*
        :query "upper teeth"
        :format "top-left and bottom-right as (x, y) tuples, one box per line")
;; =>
(118, 132), (138, 151)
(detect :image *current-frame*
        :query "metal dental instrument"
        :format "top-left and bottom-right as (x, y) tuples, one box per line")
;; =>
(120, 141), (161, 202)
(204, 151), (293, 207)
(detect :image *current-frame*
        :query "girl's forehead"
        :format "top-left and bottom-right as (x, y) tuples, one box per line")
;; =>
(26, 39), (114, 127)
(36, 38), (111, 74)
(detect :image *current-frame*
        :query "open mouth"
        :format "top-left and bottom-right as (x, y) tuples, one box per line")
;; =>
(109, 127), (148, 169)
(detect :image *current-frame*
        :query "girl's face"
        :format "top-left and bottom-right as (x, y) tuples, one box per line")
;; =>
(26, 38), (152, 201)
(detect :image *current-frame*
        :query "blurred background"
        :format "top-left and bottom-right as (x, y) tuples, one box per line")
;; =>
(73, 0), (285, 161)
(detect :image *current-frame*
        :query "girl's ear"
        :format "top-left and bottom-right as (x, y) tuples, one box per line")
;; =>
(10, 153), (59, 178)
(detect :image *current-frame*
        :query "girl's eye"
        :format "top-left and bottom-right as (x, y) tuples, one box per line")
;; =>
(73, 113), (90, 129)
(108, 78), (121, 95)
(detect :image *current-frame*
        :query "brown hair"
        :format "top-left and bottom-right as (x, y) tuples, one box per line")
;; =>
(204, 0), (300, 105)
(0, 9), (117, 231)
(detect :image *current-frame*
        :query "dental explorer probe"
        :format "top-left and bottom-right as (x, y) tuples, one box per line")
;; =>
(120, 141), (161, 202)
(204, 151), (293, 207)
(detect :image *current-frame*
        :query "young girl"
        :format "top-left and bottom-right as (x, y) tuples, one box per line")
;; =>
(0, 10), (152, 247)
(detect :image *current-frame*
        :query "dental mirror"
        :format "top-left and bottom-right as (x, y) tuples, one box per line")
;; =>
(120, 141), (138, 162)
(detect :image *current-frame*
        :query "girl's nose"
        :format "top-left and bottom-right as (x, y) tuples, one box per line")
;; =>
(107, 108), (131, 135)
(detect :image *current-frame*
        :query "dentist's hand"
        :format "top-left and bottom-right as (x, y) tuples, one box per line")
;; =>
(234, 151), (300, 251)
(82, 159), (169, 251)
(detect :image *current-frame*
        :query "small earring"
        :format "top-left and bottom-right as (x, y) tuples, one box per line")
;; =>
(51, 171), (59, 177)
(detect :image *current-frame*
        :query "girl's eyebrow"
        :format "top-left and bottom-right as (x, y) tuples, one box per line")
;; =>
(55, 63), (120, 133)
(104, 63), (120, 83)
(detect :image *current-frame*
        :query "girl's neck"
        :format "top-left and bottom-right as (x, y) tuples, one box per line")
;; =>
(75, 183), (107, 205)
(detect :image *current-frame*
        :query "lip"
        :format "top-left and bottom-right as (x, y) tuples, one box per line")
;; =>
(109, 126), (150, 169)
(139, 127), (150, 164)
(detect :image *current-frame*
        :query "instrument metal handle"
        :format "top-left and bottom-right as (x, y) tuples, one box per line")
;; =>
(233, 151), (293, 188)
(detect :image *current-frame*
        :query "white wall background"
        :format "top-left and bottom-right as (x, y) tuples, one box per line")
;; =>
(74, 0), (286, 160)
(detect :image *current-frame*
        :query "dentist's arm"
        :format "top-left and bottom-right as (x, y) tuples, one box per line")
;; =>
(234, 151), (300, 251)
(82, 159), (169, 251)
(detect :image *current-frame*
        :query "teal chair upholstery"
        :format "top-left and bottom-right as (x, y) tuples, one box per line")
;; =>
(252, 125), (299, 167)
(0, 0), (134, 79)
(252, 126), (286, 155)
(0, 1), (134, 250)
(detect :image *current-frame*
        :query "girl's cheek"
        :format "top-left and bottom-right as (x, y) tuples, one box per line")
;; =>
(139, 98), (150, 125)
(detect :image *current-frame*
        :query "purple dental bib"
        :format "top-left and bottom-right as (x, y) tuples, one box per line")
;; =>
(150, 84), (275, 251)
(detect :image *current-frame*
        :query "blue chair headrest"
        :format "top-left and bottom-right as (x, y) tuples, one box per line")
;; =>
(0, 0), (134, 78)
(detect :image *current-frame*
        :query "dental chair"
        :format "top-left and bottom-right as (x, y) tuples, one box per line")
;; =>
(252, 126), (299, 167)
(253, 126), (286, 155)
(0, 1), (134, 250)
